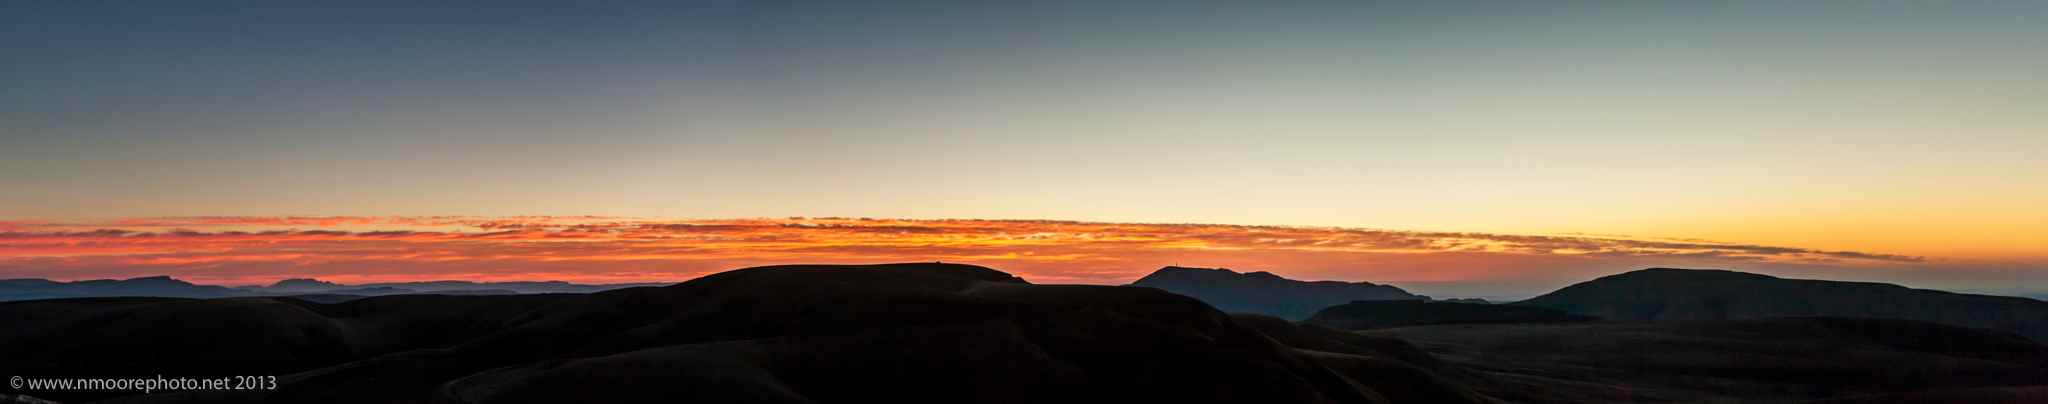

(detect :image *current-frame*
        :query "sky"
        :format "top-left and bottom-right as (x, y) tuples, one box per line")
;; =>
(2, 1), (2044, 298)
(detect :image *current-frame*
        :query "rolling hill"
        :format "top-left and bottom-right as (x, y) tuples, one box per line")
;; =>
(1515, 268), (2048, 342)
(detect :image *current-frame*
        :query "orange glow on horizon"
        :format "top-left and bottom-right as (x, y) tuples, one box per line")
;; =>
(2, 216), (2003, 292)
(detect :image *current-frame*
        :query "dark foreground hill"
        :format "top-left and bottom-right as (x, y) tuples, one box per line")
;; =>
(1515, 268), (2048, 342)
(1129, 266), (1423, 320)
(1368, 318), (2048, 403)
(1307, 300), (1593, 330)
(0, 263), (1491, 404)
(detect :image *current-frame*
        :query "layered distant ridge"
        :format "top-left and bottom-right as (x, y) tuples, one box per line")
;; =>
(1130, 266), (1423, 320)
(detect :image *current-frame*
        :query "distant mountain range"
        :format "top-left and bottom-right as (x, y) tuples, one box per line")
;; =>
(1128, 266), (1423, 320)
(1516, 268), (2048, 342)
(0, 276), (666, 302)
(0, 276), (246, 301)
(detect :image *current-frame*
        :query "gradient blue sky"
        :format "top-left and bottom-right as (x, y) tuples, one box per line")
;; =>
(4, 2), (2044, 286)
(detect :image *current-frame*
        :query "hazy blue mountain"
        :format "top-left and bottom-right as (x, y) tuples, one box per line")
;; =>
(0, 276), (251, 301)
(1130, 266), (1423, 320)
(261, 278), (345, 293)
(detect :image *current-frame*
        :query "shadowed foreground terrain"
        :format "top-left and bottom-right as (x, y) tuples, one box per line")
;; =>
(1368, 319), (2048, 403)
(0, 263), (1489, 404)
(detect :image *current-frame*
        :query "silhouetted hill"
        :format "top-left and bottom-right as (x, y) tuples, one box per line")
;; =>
(0, 276), (250, 301)
(2, 263), (1490, 404)
(1307, 300), (1592, 330)
(1516, 268), (2048, 341)
(1129, 266), (1423, 320)
(262, 278), (344, 293)
(1368, 318), (2048, 403)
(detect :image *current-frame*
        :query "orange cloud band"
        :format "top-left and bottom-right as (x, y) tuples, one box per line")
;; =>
(0, 216), (1997, 289)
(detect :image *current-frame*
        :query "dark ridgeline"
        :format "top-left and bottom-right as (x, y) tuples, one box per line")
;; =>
(1306, 300), (1593, 330)
(1128, 266), (1423, 320)
(1515, 268), (2048, 342)
(0, 263), (1492, 404)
